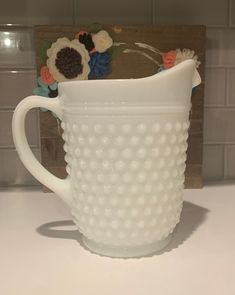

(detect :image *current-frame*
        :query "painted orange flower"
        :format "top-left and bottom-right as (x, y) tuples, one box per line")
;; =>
(162, 50), (177, 69)
(40, 66), (55, 85)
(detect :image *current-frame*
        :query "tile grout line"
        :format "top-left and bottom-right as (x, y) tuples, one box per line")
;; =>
(151, 0), (156, 25)
(0, 68), (36, 72)
(203, 143), (225, 146)
(73, 0), (78, 25)
(225, 68), (229, 106)
(0, 69), (36, 73)
(228, 0), (233, 28)
(204, 105), (230, 108)
(204, 142), (235, 145)
(205, 66), (229, 70)
(206, 25), (235, 30)
(0, 146), (39, 150)
(205, 65), (235, 70)
(204, 105), (235, 109)
(222, 144), (226, 180)
(0, 108), (15, 111)
(224, 145), (235, 179)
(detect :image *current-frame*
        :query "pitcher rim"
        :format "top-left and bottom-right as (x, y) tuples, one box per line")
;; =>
(59, 59), (195, 86)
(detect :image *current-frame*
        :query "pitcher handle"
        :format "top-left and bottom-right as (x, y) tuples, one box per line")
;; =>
(12, 95), (72, 207)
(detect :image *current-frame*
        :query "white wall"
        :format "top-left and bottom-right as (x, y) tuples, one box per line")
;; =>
(0, 0), (234, 185)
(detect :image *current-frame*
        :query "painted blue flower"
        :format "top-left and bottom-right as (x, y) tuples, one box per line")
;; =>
(88, 52), (111, 79)
(33, 78), (49, 112)
(158, 66), (166, 72)
(33, 77), (49, 98)
(192, 86), (198, 96)
(33, 78), (58, 113)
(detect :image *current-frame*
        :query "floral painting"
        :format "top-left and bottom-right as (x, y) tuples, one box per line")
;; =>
(35, 24), (205, 189)
(34, 28), (113, 99)
(33, 24), (201, 104)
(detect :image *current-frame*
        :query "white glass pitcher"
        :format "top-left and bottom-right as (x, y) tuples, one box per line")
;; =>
(12, 60), (201, 258)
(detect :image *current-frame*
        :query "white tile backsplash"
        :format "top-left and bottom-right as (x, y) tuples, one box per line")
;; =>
(205, 68), (226, 106)
(0, 149), (40, 186)
(224, 145), (235, 178)
(75, 0), (152, 24)
(157, 0), (228, 27)
(227, 69), (235, 106)
(229, 0), (235, 27)
(0, 29), (35, 68)
(206, 29), (235, 67)
(0, 70), (37, 108)
(204, 108), (235, 144)
(203, 145), (224, 180)
(0, 0), (235, 184)
(0, 0), (74, 25)
(0, 110), (39, 148)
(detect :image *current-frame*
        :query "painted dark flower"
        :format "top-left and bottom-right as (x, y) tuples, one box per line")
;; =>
(48, 82), (58, 98)
(47, 37), (90, 82)
(76, 31), (95, 53)
(55, 47), (83, 79)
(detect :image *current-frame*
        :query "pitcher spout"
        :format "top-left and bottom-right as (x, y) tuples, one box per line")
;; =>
(145, 59), (201, 107)
(151, 59), (201, 87)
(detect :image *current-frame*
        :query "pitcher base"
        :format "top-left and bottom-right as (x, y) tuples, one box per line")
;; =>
(82, 234), (172, 258)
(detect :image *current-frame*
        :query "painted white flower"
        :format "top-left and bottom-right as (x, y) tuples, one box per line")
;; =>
(46, 37), (90, 82)
(92, 30), (113, 53)
(174, 48), (201, 68)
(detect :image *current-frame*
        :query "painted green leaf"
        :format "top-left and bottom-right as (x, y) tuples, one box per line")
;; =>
(37, 40), (51, 65)
(108, 46), (126, 59)
(88, 23), (103, 34)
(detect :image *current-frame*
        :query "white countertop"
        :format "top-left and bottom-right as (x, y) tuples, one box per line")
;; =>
(1, 183), (235, 295)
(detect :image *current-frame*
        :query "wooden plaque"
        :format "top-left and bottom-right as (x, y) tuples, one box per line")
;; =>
(34, 25), (206, 190)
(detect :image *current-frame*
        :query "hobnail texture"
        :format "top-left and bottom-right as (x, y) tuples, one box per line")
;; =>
(61, 114), (189, 250)
(12, 60), (200, 257)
